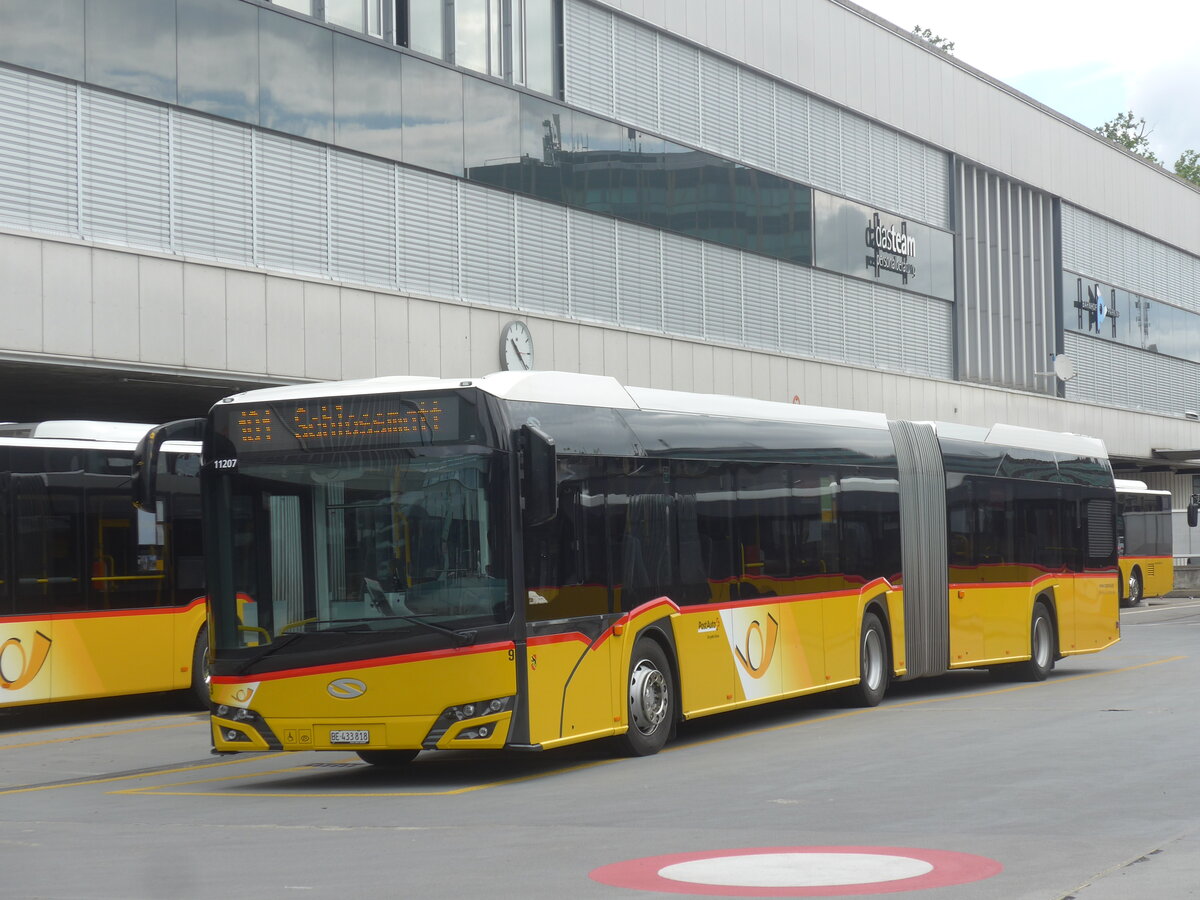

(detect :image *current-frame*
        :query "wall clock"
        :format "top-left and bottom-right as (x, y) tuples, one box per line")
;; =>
(500, 320), (535, 371)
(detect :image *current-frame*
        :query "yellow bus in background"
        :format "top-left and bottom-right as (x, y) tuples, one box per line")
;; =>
(1114, 479), (1174, 607)
(0, 422), (206, 709)
(160, 373), (1120, 763)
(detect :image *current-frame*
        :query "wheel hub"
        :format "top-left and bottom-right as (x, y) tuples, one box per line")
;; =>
(629, 660), (668, 734)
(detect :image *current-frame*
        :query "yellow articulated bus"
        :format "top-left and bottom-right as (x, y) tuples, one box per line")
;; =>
(0, 421), (207, 709)
(154, 373), (1119, 763)
(1114, 479), (1174, 607)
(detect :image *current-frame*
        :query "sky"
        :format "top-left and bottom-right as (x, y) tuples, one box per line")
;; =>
(856, 0), (1200, 165)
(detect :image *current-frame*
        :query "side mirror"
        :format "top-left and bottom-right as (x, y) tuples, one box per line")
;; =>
(519, 423), (557, 526)
(133, 418), (206, 510)
(1188, 499), (1199, 528)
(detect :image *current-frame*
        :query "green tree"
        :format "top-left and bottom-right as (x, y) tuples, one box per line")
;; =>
(1095, 111), (1200, 186)
(1175, 149), (1200, 187)
(1095, 111), (1160, 164)
(912, 26), (954, 54)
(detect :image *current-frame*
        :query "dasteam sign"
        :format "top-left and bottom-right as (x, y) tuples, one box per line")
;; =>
(812, 191), (954, 301)
(865, 212), (916, 284)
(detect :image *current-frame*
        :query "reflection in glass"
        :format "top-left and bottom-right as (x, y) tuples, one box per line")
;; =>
(272, 0), (312, 13)
(334, 33), (403, 159)
(178, 0), (259, 124)
(85, 0), (178, 104)
(524, 0), (557, 96)
(0, 0), (84, 81)
(466, 92), (814, 267)
(401, 55), (464, 175)
(408, 0), (444, 58)
(326, 0), (364, 32)
(455, 0), (503, 77)
(1064, 269), (1200, 364)
(259, 9), (335, 142)
(464, 78), (520, 176)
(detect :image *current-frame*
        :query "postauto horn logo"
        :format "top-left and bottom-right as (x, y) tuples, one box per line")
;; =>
(328, 677), (367, 699)
(0, 631), (52, 691)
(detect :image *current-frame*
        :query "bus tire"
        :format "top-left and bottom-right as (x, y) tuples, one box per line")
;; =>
(357, 749), (420, 767)
(617, 638), (674, 757)
(1015, 601), (1055, 682)
(189, 626), (210, 709)
(1125, 568), (1143, 608)
(847, 611), (889, 707)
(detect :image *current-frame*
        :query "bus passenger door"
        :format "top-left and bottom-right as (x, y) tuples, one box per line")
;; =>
(945, 481), (985, 665)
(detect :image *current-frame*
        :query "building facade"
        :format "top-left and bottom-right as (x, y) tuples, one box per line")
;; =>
(1, 0), (1199, 510)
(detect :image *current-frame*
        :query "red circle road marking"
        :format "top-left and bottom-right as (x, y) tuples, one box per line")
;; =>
(589, 846), (1003, 896)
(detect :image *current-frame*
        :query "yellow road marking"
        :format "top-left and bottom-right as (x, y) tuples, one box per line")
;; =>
(0, 720), (198, 751)
(7, 656), (1184, 798)
(0, 752), (289, 796)
(113, 756), (621, 798)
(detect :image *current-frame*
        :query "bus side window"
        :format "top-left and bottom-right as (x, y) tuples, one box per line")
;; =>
(15, 489), (82, 614)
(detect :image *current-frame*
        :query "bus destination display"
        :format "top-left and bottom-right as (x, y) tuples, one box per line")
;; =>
(227, 395), (462, 451)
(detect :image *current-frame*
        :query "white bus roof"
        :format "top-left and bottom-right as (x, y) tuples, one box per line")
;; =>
(218, 372), (1108, 456)
(0, 420), (153, 443)
(933, 421), (1109, 460)
(216, 371), (891, 431)
(1115, 479), (1169, 494)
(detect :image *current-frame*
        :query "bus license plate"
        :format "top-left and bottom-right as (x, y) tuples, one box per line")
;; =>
(329, 729), (370, 745)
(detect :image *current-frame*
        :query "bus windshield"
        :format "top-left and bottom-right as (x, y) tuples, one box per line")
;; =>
(212, 448), (511, 652)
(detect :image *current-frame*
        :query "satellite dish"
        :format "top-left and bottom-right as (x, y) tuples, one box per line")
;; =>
(1053, 355), (1077, 382)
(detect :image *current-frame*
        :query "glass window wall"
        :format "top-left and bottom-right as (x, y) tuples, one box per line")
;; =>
(522, 0), (557, 96)
(84, 0), (178, 104)
(259, 8), (335, 142)
(401, 54), (464, 175)
(406, 0), (446, 58)
(326, 0), (365, 32)
(0, 0), (84, 81)
(178, 0), (260, 124)
(1063, 271), (1200, 365)
(272, 0), (313, 13)
(334, 32), (404, 158)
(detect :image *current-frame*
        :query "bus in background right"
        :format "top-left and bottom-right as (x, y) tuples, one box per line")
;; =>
(1114, 479), (1173, 607)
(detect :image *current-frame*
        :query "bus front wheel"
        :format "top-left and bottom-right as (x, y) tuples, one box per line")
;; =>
(617, 638), (674, 757)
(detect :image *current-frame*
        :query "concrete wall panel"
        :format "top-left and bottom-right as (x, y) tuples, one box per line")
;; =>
(92, 249), (140, 362)
(374, 293), (409, 376)
(339, 287), (376, 381)
(226, 270), (267, 375)
(183, 264), (227, 370)
(264, 277), (305, 377)
(0, 233), (43, 352)
(137, 256), (183, 366)
(406, 297), (441, 376)
(43, 242), (92, 359)
(302, 282), (341, 380)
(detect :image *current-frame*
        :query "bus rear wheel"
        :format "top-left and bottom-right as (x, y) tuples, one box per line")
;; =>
(846, 611), (889, 707)
(1124, 569), (1143, 608)
(189, 626), (210, 710)
(617, 638), (674, 757)
(357, 749), (420, 767)
(1014, 601), (1055, 682)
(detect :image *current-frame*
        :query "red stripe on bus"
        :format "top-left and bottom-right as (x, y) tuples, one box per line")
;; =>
(210, 640), (516, 684)
(528, 632), (592, 648)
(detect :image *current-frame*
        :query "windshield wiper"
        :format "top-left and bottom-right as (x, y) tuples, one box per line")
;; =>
(235, 631), (308, 674)
(298, 614), (478, 646)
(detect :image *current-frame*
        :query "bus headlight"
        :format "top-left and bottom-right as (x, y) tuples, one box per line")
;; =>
(423, 696), (513, 747)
